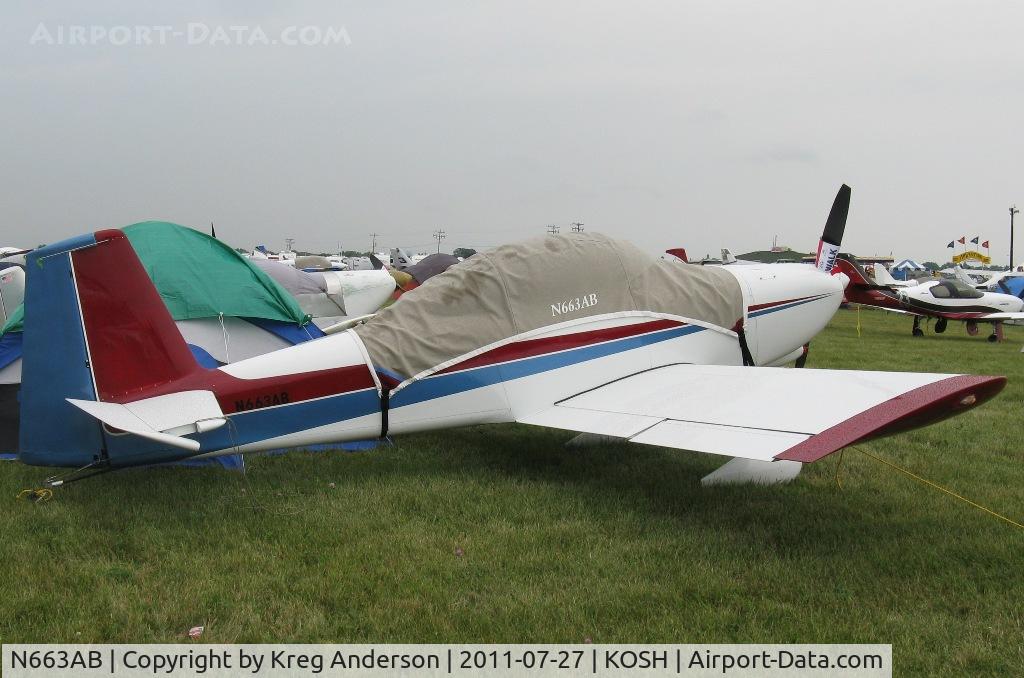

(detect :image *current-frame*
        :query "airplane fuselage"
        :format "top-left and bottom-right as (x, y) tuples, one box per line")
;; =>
(81, 263), (846, 468)
(898, 280), (1024, 319)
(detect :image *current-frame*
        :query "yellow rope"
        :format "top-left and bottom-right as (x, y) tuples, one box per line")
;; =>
(856, 304), (861, 338)
(833, 449), (845, 489)
(856, 448), (1024, 531)
(17, 488), (53, 503)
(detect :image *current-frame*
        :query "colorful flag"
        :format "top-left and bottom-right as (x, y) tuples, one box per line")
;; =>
(970, 236), (979, 244)
(958, 237), (966, 244)
(947, 241), (954, 248)
(982, 240), (990, 249)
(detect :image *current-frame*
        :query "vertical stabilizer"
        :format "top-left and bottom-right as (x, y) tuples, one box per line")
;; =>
(19, 230), (200, 466)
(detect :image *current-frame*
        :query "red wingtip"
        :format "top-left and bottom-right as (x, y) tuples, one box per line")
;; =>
(775, 375), (1007, 463)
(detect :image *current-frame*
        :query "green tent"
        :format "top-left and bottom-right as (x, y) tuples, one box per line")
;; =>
(123, 221), (308, 325)
(0, 221), (309, 338)
(1, 305), (22, 336)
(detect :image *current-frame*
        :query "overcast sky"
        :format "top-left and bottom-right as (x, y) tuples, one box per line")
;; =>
(2, 1), (1022, 264)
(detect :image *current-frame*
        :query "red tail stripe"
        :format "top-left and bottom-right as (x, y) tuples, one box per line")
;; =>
(75, 230), (200, 401)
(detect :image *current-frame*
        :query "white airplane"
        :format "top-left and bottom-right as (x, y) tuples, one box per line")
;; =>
(390, 247), (428, 270)
(837, 255), (1024, 340)
(251, 258), (395, 326)
(949, 266), (993, 289)
(249, 244), (297, 265)
(975, 269), (1024, 293)
(868, 263), (917, 288)
(13, 186), (1007, 489)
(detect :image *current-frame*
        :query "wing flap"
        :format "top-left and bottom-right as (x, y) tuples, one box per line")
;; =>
(629, 420), (809, 461)
(518, 406), (662, 439)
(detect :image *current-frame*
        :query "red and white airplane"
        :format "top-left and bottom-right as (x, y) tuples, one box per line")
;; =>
(835, 255), (1024, 341)
(15, 186), (1005, 486)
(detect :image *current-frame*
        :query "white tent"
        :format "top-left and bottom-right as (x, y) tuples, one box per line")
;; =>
(893, 259), (926, 271)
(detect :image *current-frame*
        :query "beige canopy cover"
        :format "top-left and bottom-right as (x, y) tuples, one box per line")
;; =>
(354, 233), (743, 382)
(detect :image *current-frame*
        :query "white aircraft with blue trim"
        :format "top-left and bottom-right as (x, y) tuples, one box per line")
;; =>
(14, 185), (1006, 487)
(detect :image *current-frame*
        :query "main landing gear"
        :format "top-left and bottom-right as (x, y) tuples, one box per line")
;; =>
(967, 320), (1000, 342)
(912, 317), (1001, 341)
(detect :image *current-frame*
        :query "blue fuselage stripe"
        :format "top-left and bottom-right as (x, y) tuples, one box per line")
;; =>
(202, 323), (707, 452)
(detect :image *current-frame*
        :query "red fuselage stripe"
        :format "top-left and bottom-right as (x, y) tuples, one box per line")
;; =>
(436, 318), (685, 375)
(747, 295), (820, 312)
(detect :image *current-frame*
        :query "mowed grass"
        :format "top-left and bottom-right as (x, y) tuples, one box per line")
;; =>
(1, 308), (1022, 675)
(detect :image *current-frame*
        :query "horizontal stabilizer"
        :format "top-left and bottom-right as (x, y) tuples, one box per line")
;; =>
(67, 390), (226, 452)
(517, 365), (1004, 463)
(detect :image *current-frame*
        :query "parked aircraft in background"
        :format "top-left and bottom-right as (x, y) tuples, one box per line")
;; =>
(957, 268), (1024, 293)
(389, 248), (429, 270)
(835, 255), (1024, 340)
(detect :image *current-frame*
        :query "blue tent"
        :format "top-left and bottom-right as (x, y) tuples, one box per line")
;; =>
(891, 259), (926, 281)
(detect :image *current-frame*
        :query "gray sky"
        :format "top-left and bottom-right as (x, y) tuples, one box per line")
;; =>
(2, 1), (1022, 264)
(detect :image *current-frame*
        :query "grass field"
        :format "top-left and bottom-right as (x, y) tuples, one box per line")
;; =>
(1, 309), (1022, 675)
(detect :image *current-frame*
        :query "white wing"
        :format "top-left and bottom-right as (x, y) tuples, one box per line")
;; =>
(518, 365), (1003, 463)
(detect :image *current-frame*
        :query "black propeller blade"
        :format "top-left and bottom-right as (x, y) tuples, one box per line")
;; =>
(815, 184), (851, 273)
(823, 184), (851, 249)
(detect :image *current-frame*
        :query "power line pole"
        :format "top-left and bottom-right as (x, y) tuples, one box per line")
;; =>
(546, 224), (559, 235)
(370, 233), (379, 252)
(1011, 206), (1020, 270)
(433, 229), (446, 253)
(570, 221), (584, 233)
(284, 238), (295, 253)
